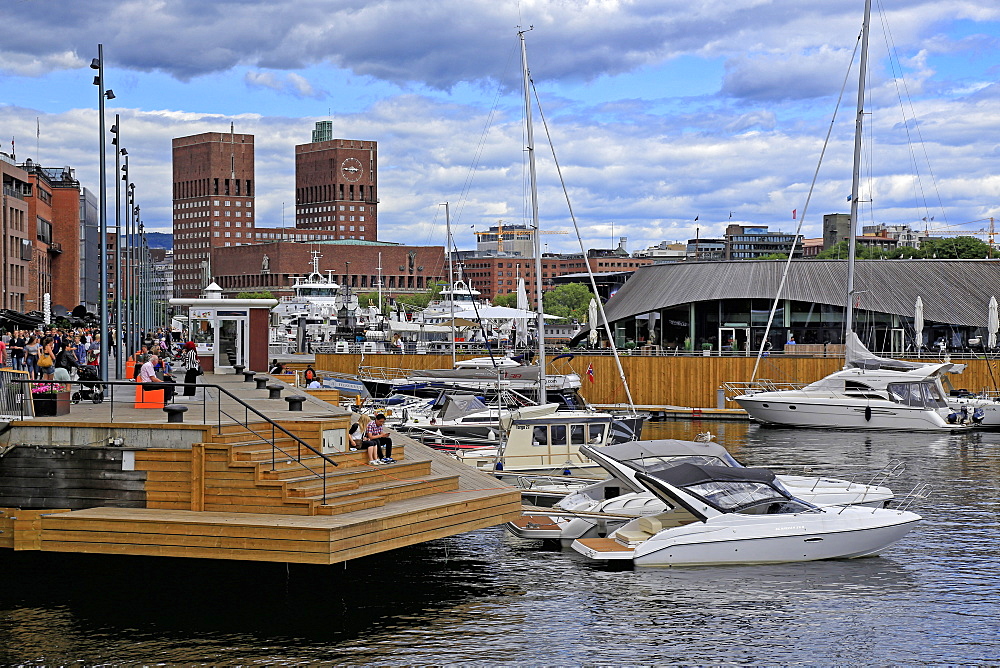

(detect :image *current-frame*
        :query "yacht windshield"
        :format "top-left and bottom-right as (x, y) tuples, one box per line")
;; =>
(630, 453), (741, 474)
(887, 381), (948, 408)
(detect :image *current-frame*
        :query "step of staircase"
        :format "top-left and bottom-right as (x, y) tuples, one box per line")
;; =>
(311, 473), (461, 515)
(282, 459), (433, 496)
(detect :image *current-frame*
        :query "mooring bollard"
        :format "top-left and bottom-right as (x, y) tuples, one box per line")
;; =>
(163, 404), (189, 423)
(255, 376), (269, 390)
(267, 384), (283, 399)
(285, 395), (307, 411)
(232, 364), (245, 375)
(242, 370), (257, 383)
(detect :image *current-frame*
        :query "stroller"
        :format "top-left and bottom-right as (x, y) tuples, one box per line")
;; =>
(71, 364), (105, 404)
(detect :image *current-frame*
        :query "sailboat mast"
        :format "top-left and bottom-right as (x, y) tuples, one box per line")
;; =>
(444, 201), (456, 367)
(846, 0), (871, 339)
(520, 29), (547, 400)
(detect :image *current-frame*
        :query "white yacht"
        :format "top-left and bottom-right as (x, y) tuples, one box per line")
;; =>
(570, 463), (921, 567)
(508, 438), (898, 544)
(729, 333), (977, 431)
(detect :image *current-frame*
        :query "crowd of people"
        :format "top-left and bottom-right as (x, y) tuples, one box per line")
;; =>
(0, 326), (191, 382)
(0, 328), (105, 381)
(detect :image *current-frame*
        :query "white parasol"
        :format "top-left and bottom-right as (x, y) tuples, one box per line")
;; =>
(588, 298), (599, 346)
(989, 296), (998, 348)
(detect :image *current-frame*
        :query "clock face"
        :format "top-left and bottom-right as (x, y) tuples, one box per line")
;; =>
(341, 157), (363, 182)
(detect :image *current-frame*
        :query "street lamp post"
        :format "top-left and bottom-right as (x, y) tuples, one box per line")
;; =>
(110, 118), (123, 377)
(91, 44), (114, 380)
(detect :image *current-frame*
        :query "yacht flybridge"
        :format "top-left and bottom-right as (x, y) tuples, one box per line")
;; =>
(570, 463), (920, 567)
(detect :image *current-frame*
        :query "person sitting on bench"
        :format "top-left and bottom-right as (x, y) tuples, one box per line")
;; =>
(139, 354), (174, 403)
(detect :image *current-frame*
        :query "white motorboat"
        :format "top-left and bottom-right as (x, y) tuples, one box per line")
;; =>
(508, 438), (898, 544)
(729, 333), (977, 431)
(570, 463), (920, 567)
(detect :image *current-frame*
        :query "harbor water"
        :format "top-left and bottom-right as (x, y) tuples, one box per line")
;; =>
(1, 421), (998, 664)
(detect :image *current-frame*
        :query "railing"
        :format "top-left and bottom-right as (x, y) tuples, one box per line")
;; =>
(14, 377), (340, 503)
(722, 380), (808, 397)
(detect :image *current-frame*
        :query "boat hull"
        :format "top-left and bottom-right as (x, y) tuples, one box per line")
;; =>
(631, 515), (919, 566)
(736, 395), (963, 431)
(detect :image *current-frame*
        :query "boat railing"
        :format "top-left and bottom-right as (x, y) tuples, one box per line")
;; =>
(722, 380), (807, 397)
(790, 459), (905, 495)
(13, 377), (341, 504)
(893, 483), (932, 512)
(357, 365), (413, 382)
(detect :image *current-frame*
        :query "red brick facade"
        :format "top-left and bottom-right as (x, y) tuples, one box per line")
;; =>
(211, 241), (446, 298)
(295, 139), (378, 240)
(172, 132), (256, 297)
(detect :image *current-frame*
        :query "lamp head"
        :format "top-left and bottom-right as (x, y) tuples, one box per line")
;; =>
(92, 75), (101, 86)
(90, 58), (101, 70)
(105, 89), (115, 100)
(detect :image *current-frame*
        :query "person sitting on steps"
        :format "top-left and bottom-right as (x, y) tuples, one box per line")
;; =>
(365, 413), (395, 465)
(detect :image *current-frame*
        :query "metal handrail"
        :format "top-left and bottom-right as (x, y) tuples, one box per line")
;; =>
(15, 377), (339, 503)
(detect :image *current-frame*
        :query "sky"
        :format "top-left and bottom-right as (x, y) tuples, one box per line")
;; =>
(1, 0), (1000, 255)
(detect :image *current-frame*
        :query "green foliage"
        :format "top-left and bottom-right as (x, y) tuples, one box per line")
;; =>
(356, 292), (390, 314)
(814, 240), (882, 260)
(542, 283), (596, 323)
(236, 290), (275, 299)
(814, 236), (992, 260)
(493, 292), (518, 307)
(916, 236), (992, 259)
(759, 253), (789, 260)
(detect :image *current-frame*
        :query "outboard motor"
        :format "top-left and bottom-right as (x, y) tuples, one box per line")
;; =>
(947, 410), (960, 424)
(961, 406), (970, 423)
(973, 407), (986, 424)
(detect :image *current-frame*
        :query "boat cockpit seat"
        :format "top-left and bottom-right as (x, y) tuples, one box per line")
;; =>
(616, 516), (663, 543)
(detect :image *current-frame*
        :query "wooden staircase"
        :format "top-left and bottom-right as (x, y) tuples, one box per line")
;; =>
(186, 422), (460, 517)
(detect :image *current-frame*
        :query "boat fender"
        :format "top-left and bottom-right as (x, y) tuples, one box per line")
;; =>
(563, 467), (572, 476)
(973, 408), (985, 424)
(947, 411), (959, 424)
(494, 461), (503, 471)
(864, 406), (872, 422)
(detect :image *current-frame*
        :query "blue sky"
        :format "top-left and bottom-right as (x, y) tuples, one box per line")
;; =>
(1, 0), (999, 254)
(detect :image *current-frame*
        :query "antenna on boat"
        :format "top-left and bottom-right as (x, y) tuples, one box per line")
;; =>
(441, 201), (456, 367)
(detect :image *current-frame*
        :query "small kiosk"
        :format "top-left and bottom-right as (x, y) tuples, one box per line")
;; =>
(170, 283), (278, 373)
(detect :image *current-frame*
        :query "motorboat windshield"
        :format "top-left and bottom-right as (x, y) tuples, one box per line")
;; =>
(581, 440), (742, 485)
(638, 464), (819, 517)
(887, 381), (949, 409)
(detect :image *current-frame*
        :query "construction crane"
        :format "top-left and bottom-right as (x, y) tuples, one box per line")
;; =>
(924, 217), (996, 257)
(473, 219), (567, 253)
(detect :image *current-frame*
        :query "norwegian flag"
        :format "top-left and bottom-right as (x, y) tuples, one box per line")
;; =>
(586, 362), (594, 383)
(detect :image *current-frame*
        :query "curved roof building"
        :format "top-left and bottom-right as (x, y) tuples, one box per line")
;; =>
(587, 259), (1000, 353)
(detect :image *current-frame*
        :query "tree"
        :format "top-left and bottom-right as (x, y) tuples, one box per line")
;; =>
(542, 283), (595, 322)
(493, 292), (518, 307)
(236, 290), (275, 299)
(917, 236), (992, 259)
(813, 240), (881, 260)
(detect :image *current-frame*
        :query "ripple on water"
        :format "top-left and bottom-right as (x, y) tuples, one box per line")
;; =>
(1, 422), (999, 664)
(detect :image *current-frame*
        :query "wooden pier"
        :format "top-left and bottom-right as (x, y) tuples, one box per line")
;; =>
(0, 374), (520, 564)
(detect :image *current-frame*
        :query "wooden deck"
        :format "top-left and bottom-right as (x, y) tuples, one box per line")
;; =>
(0, 373), (521, 564)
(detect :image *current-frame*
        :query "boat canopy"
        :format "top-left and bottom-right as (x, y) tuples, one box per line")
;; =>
(846, 331), (966, 373)
(437, 394), (490, 421)
(582, 440), (740, 473)
(648, 463), (776, 488)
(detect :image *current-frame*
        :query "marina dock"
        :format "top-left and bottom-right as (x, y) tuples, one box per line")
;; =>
(0, 374), (521, 564)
